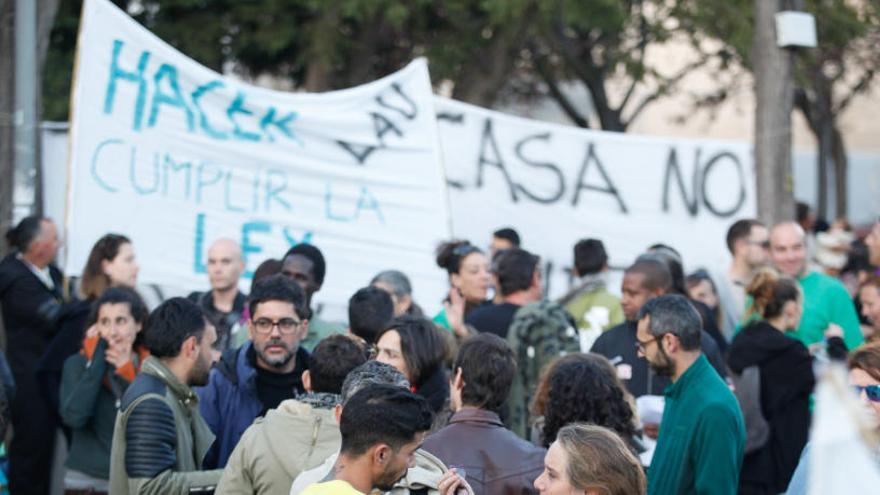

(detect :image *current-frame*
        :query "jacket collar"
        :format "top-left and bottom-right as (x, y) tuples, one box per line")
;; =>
(665, 354), (710, 400)
(141, 356), (199, 408)
(448, 408), (504, 427)
(238, 341), (259, 387)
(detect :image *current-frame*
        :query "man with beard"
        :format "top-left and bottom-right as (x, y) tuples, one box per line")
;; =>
(198, 274), (311, 468)
(590, 258), (726, 400)
(300, 384), (467, 495)
(717, 219), (769, 339)
(109, 297), (221, 494)
(636, 295), (744, 495)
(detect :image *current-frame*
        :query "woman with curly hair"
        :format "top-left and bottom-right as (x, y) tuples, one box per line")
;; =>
(541, 353), (641, 453)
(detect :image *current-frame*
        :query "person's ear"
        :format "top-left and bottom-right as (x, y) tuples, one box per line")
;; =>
(184, 335), (199, 359)
(100, 259), (112, 276)
(334, 404), (342, 424)
(298, 319), (309, 341)
(453, 367), (465, 392)
(247, 319), (256, 341)
(302, 370), (312, 392)
(450, 273), (462, 289)
(733, 238), (747, 256)
(373, 444), (391, 467)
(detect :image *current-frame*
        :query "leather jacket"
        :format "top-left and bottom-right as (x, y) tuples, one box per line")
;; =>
(422, 408), (545, 495)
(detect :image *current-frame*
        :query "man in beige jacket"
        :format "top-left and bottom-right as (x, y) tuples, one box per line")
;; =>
(217, 335), (368, 494)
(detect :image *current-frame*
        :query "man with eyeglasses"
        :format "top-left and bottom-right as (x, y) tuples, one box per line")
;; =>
(716, 219), (769, 340)
(197, 274), (311, 469)
(637, 295), (745, 495)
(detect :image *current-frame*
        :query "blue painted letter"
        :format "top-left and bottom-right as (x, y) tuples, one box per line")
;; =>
(191, 80), (228, 139)
(103, 39), (150, 131)
(148, 64), (194, 131)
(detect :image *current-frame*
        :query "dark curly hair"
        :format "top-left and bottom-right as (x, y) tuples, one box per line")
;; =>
(542, 353), (636, 447)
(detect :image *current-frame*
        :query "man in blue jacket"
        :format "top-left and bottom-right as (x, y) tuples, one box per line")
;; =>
(197, 274), (310, 468)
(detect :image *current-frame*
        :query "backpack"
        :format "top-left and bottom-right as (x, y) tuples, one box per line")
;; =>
(730, 365), (771, 453)
(505, 301), (580, 438)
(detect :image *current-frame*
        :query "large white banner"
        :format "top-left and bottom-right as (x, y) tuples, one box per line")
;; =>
(435, 97), (757, 298)
(66, 0), (451, 318)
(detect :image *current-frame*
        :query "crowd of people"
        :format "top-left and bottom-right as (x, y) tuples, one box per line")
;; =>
(0, 210), (878, 495)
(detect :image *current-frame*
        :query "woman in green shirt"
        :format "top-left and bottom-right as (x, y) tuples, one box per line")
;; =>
(432, 241), (491, 338)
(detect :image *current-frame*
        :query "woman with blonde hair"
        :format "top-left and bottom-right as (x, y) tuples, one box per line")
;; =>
(533, 423), (646, 495)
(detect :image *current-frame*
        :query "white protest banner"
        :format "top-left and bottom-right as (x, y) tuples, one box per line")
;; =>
(435, 96), (757, 299)
(67, 0), (451, 318)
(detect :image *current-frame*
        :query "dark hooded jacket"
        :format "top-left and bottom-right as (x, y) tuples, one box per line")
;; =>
(727, 320), (814, 495)
(0, 253), (66, 375)
(197, 341), (308, 469)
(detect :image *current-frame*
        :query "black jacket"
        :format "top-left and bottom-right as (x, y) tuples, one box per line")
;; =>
(186, 290), (246, 352)
(728, 320), (815, 494)
(590, 320), (727, 398)
(415, 365), (449, 415)
(0, 254), (66, 376)
(36, 299), (92, 430)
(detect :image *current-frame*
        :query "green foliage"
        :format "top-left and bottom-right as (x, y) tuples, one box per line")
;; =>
(42, 0), (877, 135)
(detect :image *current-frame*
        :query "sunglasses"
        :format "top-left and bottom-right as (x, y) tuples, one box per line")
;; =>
(452, 244), (481, 257)
(854, 385), (880, 402)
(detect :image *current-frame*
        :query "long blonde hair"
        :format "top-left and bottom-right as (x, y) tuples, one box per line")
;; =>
(556, 423), (646, 495)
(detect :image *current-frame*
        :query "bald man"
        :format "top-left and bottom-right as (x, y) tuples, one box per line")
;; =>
(769, 222), (862, 349)
(188, 238), (247, 351)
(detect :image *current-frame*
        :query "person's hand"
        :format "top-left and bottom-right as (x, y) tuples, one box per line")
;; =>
(643, 423), (660, 440)
(825, 323), (844, 339)
(444, 288), (468, 339)
(105, 344), (133, 369)
(437, 468), (470, 495)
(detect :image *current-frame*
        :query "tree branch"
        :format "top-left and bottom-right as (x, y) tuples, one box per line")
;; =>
(623, 55), (708, 126)
(832, 68), (876, 114)
(533, 51), (590, 128)
(618, 10), (650, 112)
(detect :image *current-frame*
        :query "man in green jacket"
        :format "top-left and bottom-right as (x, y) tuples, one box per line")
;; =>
(558, 238), (624, 350)
(637, 295), (745, 495)
(770, 221), (863, 349)
(109, 298), (222, 494)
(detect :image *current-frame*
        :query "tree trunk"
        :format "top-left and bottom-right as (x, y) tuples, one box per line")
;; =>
(303, 5), (340, 92)
(831, 124), (848, 219)
(0, 0), (14, 258)
(453, 5), (536, 108)
(816, 120), (831, 220)
(752, 0), (795, 226)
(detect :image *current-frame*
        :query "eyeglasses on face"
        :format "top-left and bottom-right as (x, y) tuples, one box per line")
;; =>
(634, 331), (675, 353)
(854, 384), (880, 403)
(635, 335), (659, 353)
(747, 240), (770, 249)
(252, 317), (301, 335)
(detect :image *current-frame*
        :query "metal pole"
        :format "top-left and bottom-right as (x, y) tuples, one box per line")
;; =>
(14, 0), (36, 213)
